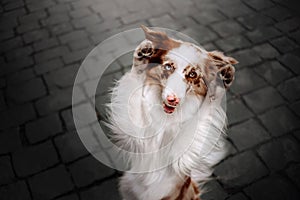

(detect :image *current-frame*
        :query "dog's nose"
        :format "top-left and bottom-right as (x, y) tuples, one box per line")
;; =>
(166, 94), (180, 105)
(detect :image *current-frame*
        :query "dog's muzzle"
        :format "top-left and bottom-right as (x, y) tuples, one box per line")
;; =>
(163, 94), (179, 114)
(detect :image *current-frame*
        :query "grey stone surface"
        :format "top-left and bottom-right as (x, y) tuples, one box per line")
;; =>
(54, 131), (89, 163)
(244, 174), (300, 200)
(12, 141), (59, 177)
(229, 119), (270, 151)
(257, 136), (300, 171)
(243, 86), (285, 114)
(25, 114), (63, 143)
(69, 155), (115, 187)
(29, 165), (74, 200)
(0, 0), (300, 199)
(259, 106), (300, 136)
(214, 151), (268, 188)
(254, 61), (292, 86)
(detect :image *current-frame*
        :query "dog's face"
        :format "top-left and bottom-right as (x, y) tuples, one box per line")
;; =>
(137, 26), (238, 115)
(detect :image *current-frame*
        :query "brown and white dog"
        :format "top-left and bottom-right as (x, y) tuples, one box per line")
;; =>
(107, 26), (238, 200)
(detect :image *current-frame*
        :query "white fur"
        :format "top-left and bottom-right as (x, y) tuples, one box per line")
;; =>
(106, 43), (228, 200)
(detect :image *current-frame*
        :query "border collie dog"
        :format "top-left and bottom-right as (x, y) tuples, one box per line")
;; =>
(107, 26), (238, 200)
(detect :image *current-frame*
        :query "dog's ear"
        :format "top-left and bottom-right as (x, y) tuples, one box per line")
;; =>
(141, 25), (169, 44)
(207, 51), (238, 88)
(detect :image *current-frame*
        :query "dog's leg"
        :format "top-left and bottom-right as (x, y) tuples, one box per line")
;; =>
(132, 40), (154, 74)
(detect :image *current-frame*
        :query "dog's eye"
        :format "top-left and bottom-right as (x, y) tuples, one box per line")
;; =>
(188, 72), (197, 78)
(164, 64), (173, 71)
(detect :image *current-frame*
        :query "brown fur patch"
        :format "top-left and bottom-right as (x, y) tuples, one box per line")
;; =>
(161, 177), (201, 200)
(183, 66), (207, 96)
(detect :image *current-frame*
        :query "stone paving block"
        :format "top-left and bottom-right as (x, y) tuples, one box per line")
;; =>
(0, 36), (23, 54)
(218, 2), (253, 18)
(62, 47), (91, 64)
(25, 114), (63, 143)
(215, 35), (251, 52)
(68, 37), (92, 51)
(69, 155), (115, 187)
(259, 106), (300, 136)
(29, 165), (74, 200)
(0, 156), (16, 185)
(35, 88), (80, 116)
(69, 7), (90, 19)
(229, 119), (270, 151)
(0, 103), (36, 130)
(0, 181), (31, 200)
(275, 17), (300, 33)
(254, 61), (293, 86)
(252, 43), (280, 59)
(7, 77), (47, 103)
(182, 26), (218, 44)
(192, 10), (226, 25)
(34, 46), (69, 63)
(0, 128), (22, 154)
(285, 163), (300, 189)
(226, 193), (248, 200)
(277, 76), (300, 102)
(56, 193), (80, 200)
(237, 13), (274, 30)
(23, 29), (49, 44)
(4, 0), (24, 11)
(201, 180), (228, 200)
(34, 58), (64, 75)
(0, 91), (6, 111)
(27, 0), (55, 12)
(231, 49), (262, 68)
(1, 56), (34, 76)
(45, 64), (81, 88)
(54, 131), (89, 163)
(149, 14), (184, 31)
(246, 26), (281, 43)
(7, 68), (35, 85)
(243, 86), (285, 114)
(0, 30), (14, 41)
(214, 151), (268, 188)
(41, 13), (70, 26)
(230, 68), (266, 94)
(211, 20), (245, 38)
(290, 101), (300, 117)
(244, 174), (300, 200)
(242, 0), (274, 10)
(33, 37), (59, 52)
(50, 22), (74, 36)
(12, 141), (59, 177)
(5, 46), (33, 61)
(59, 30), (88, 44)
(48, 3), (71, 14)
(278, 53), (300, 75)
(264, 5), (292, 22)
(270, 37), (298, 53)
(61, 109), (76, 130)
(227, 98), (254, 125)
(18, 10), (47, 24)
(80, 179), (121, 200)
(257, 136), (300, 171)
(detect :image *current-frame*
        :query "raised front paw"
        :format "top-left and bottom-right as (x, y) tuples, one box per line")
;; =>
(135, 40), (154, 59)
(219, 65), (235, 88)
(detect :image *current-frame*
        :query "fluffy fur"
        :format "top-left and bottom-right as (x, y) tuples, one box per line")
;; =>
(106, 26), (238, 200)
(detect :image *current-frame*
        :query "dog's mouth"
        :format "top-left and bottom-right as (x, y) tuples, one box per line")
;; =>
(163, 102), (177, 114)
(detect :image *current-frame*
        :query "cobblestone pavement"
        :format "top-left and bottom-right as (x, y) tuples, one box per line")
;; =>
(1, 0), (300, 199)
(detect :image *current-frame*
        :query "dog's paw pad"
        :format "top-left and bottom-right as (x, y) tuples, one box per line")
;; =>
(219, 65), (235, 88)
(136, 41), (154, 58)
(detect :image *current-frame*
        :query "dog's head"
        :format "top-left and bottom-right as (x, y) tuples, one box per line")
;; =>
(137, 26), (238, 115)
